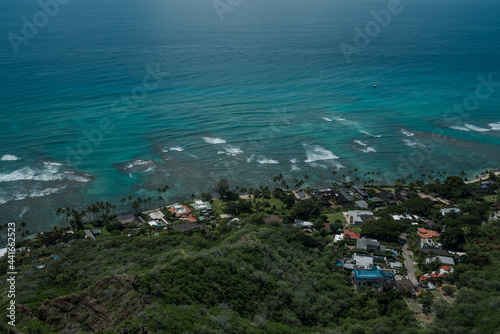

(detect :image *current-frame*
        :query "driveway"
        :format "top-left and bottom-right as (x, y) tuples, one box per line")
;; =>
(403, 244), (417, 285)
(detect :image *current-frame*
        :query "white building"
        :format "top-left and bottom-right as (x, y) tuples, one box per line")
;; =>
(347, 210), (374, 226)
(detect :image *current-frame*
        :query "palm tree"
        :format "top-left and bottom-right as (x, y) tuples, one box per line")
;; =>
(20, 221), (26, 238)
(121, 198), (126, 215)
(128, 195), (133, 213)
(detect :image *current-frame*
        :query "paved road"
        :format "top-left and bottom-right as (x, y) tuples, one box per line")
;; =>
(403, 244), (417, 285)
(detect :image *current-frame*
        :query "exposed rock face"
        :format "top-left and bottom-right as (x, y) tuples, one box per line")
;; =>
(37, 275), (148, 333)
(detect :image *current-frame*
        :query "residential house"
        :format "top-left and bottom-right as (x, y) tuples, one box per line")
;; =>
(335, 188), (355, 205)
(293, 190), (310, 201)
(355, 200), (369, 209)
(426, 256), (456, 266)
(149, 211), (169, 225)
(294, 219), (314, 229)
(419, 265), (454, 283)
(352, 265), (395, 292)
(352, 186), (369, 199)
(392, 214), (420, 223)
(474, 181), (499, 194)
(440, 208), (461, 217)
(421, 238), (442, 249)
(396, 189), (411, 202)
(343, 229), (361, 240)
(116, 214), (141, 227)
(370, 197), (384, 208)
(264, 215), (283, 224)
(343, 253), (374, 270)
(380, 190), (398, 206)
(347, 210), (374, 226)
(356, 238), (382, 252)
(84, 229), (96, 241)
(417, 227), (439, 239)
(422, 219), (436, 228)
(489, 211), (500, 222)
(169, 205), (197, 223)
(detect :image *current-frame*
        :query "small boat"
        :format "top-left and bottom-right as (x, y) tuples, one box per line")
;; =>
(373, 84), (377, 88)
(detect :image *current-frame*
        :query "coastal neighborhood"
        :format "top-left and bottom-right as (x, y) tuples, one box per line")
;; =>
(1, 170), (500, 330)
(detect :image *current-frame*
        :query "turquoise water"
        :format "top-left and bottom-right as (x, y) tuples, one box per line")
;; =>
(1, 0), (499, 233)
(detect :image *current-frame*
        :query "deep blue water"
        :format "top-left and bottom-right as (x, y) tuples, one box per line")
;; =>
(1, 0), (499, 234)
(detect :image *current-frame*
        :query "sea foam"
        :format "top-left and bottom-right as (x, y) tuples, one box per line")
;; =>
(489, 122), (500, 131)
(400, 129), (415, 137)
(257, 157), (279, 164)
(305, 145), (339, 163)
(465, 123), (491, 132)
(203, 137), (227, 144)
(359, 130), (382, 138)
(1, 155), (20, 161)
(449, 125), (471, 132)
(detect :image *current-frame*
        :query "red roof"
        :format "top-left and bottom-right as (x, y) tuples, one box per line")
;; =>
(264, 215), (283, 223)
(344, 229), (360, 240)
(186, 216), (197, 223)
(417, 227), (440, 239)
(440, 265), (452, 271)
(324, 223), (331, 231)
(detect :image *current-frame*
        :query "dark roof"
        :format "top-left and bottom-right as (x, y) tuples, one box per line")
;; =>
(172, 222), (210, 233)
(117, 214), (140, 225)
(420, 248), (451, 257)
(337, 188), (355, 202)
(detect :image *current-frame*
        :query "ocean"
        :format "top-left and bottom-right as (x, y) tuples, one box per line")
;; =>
(1, 0), (499, 235)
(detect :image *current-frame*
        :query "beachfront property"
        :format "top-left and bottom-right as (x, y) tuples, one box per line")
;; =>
(334, 188), (355, 206)
(370, 197), (384, 208)
(380, 190), (398, 206)
(116, 214), (142, 228)
(192, 200), (214, 222)
(148, 210), (169, 226)
(293, 189), (310, 201)
(351, 186), (368, 199)
(169, 205), (197, 223)
(346, 210), (374, 226)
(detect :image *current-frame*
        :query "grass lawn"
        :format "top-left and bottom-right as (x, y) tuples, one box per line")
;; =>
(348, 226), (362, 233)
(325, 212), (346, 223)
(483, 194), (498, 202)
(253, 198), (285, 210)
(211, 199), (225, 217)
